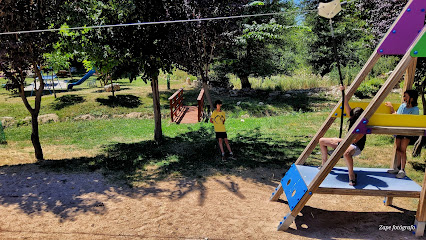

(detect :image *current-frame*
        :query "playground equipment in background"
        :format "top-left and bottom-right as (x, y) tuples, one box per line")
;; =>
(67, 69), (96, 90)
(29, 69), (66, 96)
(270, 0), (426, 237)
(168, 88), (205, 124)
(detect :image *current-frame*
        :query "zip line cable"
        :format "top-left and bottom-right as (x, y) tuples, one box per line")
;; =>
(0, 9), (317, 36)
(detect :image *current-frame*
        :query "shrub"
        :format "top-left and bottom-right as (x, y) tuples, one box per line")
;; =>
(354, 77), (384, 99)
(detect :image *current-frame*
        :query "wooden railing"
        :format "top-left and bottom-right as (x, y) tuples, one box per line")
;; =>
(197, 88), (205, 122)
(168, 88), (184, 122)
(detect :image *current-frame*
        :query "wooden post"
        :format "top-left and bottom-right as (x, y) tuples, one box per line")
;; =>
(403, 57), (417, 93)
(197, 88), (205, 122)
(388, 57), (418, 204)
(270, 183), (284, 201)
(168, 88), (184, 122)
(384, 196), (393, 206)
(415, 166), (426, 237)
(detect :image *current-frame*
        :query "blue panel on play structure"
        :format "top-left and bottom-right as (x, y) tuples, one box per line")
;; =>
(281, 164), (308, 211)
(296, 165), (422, 192)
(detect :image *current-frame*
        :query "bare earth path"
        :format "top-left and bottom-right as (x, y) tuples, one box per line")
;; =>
(0, 164), (421, 239)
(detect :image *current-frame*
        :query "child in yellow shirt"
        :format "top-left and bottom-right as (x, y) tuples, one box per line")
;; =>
(210, 100), (234, 160)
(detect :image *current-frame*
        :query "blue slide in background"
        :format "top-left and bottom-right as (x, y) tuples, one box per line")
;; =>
(67, 69), (96, 90)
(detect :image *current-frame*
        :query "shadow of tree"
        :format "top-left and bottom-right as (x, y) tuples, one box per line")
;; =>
(0, 127), (304, 221)
(43, 127), (303, 184)
(0, 164), (111, 221)
(96, 94), (142, 108)
(411, 162), (425, 172)
(51, 94), (85, 110)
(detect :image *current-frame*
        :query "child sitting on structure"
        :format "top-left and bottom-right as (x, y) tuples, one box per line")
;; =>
(385, 89), (420, 178)
(318, 85), (367, 186)
(210, 100), (234, 160)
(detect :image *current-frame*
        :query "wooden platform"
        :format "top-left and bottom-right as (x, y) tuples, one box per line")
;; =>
(177, 106), (199, 124)
(296, 165), (422, 198)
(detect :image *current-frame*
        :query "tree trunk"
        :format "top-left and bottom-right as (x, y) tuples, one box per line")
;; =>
(18, 66), (44, 162)
(199, 70), (213, 112)
(202, 81), (213, 113)
(240, 75), (251, 89)
(31, 114), (44, 161)
(151, 75), (162, 143)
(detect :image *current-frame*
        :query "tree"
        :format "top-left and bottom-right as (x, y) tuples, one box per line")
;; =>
(215, 0), (300, 89)
(59, 0), (135, 97)
(301, 0), (373, 77)
(61, 0), (176, 142)
(0, 0), (62, 161)
(167, 0), (248, 109)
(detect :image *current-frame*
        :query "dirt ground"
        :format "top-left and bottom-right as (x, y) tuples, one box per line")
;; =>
(0, 164), (423, 240)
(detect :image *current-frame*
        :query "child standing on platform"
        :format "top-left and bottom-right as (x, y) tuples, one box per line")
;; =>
(210, 100), (234, 160)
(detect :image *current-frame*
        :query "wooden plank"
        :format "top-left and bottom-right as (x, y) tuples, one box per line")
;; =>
(197, 88), (205, 101)
(168, 88), (183, 101)
(368, 126), (426, 136)
(367, 114), (426, 128)
(315, 188), (420, 198)
(333, 102), (400, 117)
(403, 57), (417, 93)
(384, 196), (393, 206)
(270, 183), (284, 201)
(417, 166), (426, 221)
(197, 88), (205, 122)
(294, 52), (381, 165)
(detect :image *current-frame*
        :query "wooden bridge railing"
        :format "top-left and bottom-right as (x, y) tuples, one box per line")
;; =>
(197, 88), (205, 122)
(168, 88), (205, 123)
(168, 88), (184, 122)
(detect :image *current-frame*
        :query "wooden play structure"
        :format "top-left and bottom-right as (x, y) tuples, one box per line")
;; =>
(168, 88), (205, 124)
(270, 0), (426, 237)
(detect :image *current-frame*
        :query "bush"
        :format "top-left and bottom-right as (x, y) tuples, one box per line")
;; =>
(354, 77), (384, 99)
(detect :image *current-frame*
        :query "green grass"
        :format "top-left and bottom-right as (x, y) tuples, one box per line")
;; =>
(4, 109), (425, 185)
(1, 70), (425, 187)
(230, 69), (336, 91)
(0, 70), (194, 123)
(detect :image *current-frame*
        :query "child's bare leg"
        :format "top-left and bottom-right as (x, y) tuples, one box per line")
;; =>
(343, 146), (356, 181)
(394, 138), (403, 169)
(218, 138), (225, 155)
(398, 138), (410, 170)
(319, 137), (341, 165)
(224, 138), (232, 153)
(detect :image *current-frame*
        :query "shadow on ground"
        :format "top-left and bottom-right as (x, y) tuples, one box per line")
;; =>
(50, 94), (86, 110)
(96, 94), (142, 108)
(44, 127), (302, 184)
(0, 127), (304, 221)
